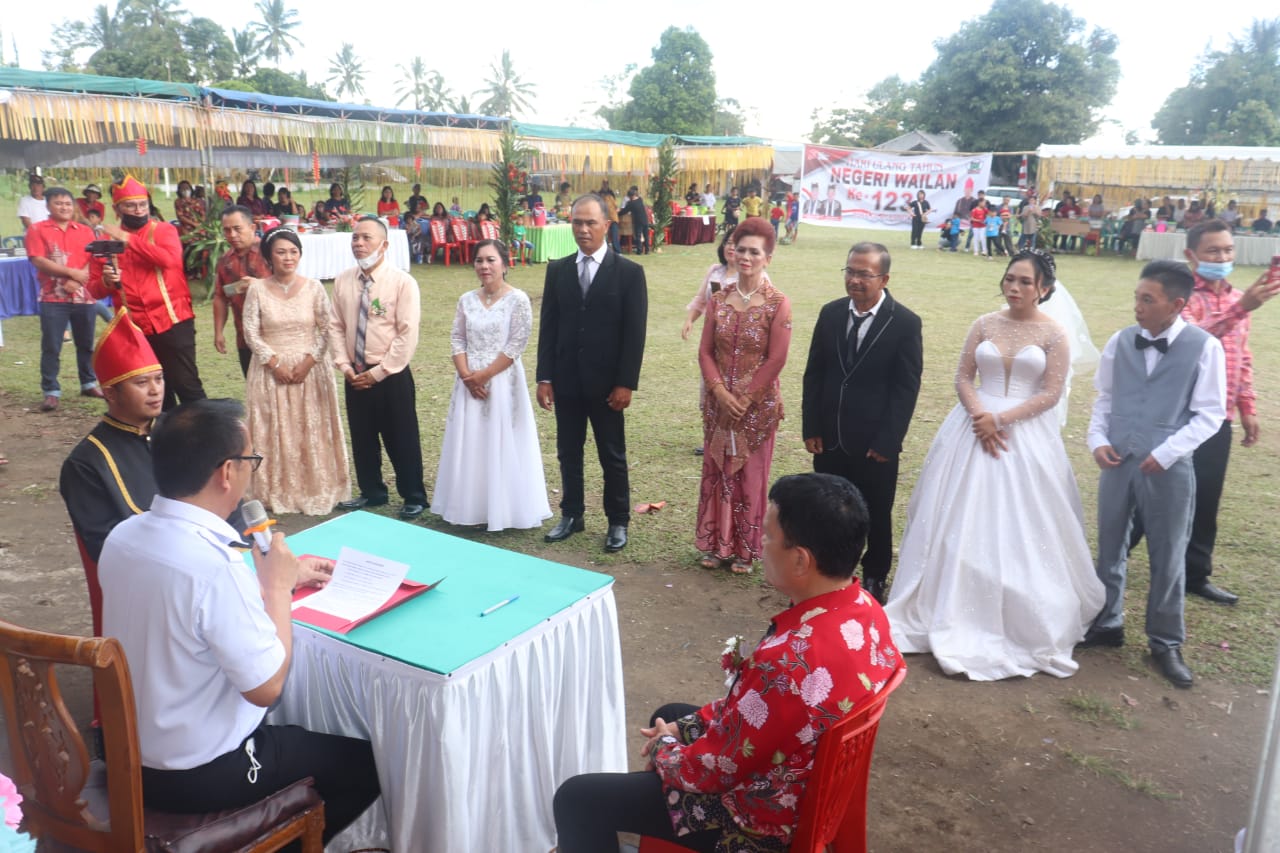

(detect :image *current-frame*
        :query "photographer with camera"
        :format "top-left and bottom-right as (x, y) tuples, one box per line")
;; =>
(88, 175), (205, 410)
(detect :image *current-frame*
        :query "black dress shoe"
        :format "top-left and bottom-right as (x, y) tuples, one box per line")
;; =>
(545, 515), (585, 542)
(1152, 647), (1193, 688)
(604, 524), (628, 553)
(338, 496), (389, 511)
(862, 577), (887, 605)
(399, 503), (427, 520)
(1187, 581), (1239, 605)
(1078, 626), (1125, 648)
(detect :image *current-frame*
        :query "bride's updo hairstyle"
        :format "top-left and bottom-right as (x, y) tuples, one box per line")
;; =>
(1005, 248), (1056, 303)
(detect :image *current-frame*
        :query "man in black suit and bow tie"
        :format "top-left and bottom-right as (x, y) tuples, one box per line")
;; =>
(537, 194), (648, 552)
(801, 242), (923, 602)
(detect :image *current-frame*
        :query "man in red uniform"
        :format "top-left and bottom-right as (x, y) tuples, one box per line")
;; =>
(88, 174), (205, 410)
(26, 186), (102, 411)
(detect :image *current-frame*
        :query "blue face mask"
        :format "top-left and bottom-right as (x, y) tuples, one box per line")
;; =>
(1196, 260), (1233, 280)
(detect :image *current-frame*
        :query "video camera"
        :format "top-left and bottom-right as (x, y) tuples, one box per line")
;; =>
(85, 239), (125, 258)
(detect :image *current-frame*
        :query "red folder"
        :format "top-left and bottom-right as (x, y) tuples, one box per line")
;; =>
(291, 558), (443, 633)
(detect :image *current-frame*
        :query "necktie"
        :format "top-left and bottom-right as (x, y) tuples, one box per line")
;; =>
(354, 273), (372, 372)
(1135, 335), (1168, 354)
(846, 311), (868, 364)
(579, 255), (593, 297)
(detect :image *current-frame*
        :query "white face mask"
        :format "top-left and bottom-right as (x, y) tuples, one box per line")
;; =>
(356, 247), (384, 271)
(180, 189), (191, 198)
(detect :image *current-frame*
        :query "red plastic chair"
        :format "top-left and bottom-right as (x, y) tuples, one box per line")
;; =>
(428, 218), (463, 266)
(639, 665), (906, 853)
(450, 218), (477, 263)
(478, 219), (501, 241)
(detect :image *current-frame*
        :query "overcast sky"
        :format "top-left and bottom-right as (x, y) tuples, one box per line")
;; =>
(2, 0), (1268, 146)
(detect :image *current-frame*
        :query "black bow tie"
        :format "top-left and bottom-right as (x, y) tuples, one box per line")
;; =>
(1135, 335), (1169, 354)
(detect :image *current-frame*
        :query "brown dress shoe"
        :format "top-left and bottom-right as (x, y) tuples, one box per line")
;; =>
(81, 386), (106, 399)
(40, 395), (59, 412)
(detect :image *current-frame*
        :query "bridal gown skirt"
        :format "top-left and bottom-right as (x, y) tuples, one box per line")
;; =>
(883, 396), (1105, 680)
(432, 359), (552, 531)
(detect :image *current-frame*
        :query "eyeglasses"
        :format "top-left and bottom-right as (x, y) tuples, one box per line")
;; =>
(842, 268), (885, 281)
(224, 453), (264, 472)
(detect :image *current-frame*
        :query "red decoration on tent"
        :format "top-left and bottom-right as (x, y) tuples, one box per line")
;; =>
(414, 152), (423, 176)
(311, 151), (321, 184)
(284, 168), (290, 186)
(1018, 155), (1028, 189)
(136, 137), (147, 156)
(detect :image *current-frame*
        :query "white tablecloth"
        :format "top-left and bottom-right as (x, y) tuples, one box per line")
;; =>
(296, 230), (411, 280)
(271, 585), (627, 852)
(1138, 231), (1280, 266)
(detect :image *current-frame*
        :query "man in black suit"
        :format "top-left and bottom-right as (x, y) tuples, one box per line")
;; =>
(537, 194), (648, 552)
(801, 242), (923, 602)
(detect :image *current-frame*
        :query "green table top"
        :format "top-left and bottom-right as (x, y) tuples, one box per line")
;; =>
(275, 512), (613, 674)
(524, 223), (576, 263)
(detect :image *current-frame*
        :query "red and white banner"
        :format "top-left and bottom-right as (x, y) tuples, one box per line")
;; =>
(800, 145), (993, 230)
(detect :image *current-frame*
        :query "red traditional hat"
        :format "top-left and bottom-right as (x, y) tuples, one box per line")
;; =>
(111, 174), (148, 205)
(92, 310), (161, 387)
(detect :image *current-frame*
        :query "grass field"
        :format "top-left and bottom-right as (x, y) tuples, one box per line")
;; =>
(3, 221), (1277, 686)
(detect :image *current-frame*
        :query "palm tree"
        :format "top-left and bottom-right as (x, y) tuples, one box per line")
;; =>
(87, 4), (124, 51)
(423, 71), (453, 112)
(395, 57), (428, 110)
(452, 94), (474, 114)
(232, 28), (259, 78)
(250, 0), (301, 63)
(327, 43), (365, 101)
(122, 0), (185, 31)
(478, 50), (535, 117)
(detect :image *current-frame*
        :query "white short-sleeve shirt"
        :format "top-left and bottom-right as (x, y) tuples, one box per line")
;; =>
(100, 495), (285, 770)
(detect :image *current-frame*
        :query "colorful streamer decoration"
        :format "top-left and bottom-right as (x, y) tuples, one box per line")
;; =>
(414, 152), (423, 176)
(136, 136), (147, 156)
(312, 151), (321, 184)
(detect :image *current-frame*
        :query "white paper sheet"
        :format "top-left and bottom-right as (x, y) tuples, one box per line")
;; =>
(291, 546), (409, 621)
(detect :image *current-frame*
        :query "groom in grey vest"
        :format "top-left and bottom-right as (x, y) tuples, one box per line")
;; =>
(1083, 261), (1226, 688)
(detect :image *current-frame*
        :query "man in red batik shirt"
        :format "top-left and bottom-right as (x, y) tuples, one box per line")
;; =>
(212, 205), (270, 377)
(554, 473), (903, 853)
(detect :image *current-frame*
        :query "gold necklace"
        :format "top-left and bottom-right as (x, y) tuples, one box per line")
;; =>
(273, 275), (297, 295)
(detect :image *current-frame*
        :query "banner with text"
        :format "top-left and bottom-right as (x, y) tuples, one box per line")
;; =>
(799, 145), (993, 230)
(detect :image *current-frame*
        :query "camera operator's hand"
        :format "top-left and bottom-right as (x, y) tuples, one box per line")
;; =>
(98, 223), (130, 242)
(102, 264), (121, 289)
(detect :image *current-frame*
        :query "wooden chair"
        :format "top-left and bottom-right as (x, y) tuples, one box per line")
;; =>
(639, 666), (906, 853)
(618, 217), (635, 253)
(0, 618), (325, 852)
(428, 219), (462, 266)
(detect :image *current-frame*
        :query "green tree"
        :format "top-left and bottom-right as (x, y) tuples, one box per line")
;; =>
(250, 0), (301, 63)
(712, 98), (746, 137)
(396, 58), (429, 110)
(910, 0), (1119, 150)
(452, 94), (474, 114)
(215, 68), (328, 99)
(810, 75), (918, 147)
(607, 27), (717, 135)
(479, 50), (535, 117)
(183, 17), (235, 85)
(423, 72), (453, 112)
(648, 137), (680, 245)
(231, 27), (260, 77)
(327, 42), (366, 100)
(1152, 19), (1280, 145)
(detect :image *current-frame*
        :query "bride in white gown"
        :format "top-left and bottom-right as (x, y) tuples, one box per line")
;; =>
(883, 249), (1104, 680)
(433, 239), (552, 531)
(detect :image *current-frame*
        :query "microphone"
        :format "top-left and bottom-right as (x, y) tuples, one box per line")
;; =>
(241, 500), (277, 555)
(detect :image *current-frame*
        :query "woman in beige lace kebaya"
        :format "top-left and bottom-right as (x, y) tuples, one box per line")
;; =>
(242, 228), (351, 515)
(883, 249), (1104, 680)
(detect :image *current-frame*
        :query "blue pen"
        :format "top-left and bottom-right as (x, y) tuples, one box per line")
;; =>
(480, 595), (519, 617)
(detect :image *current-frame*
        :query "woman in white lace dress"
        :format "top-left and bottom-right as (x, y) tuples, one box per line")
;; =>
(883, 249), (1104, 680)
(432, 239), (551, 531)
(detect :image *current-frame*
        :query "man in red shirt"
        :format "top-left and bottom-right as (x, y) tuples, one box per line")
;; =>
(212, 205), (269, 377)
(88, 174), (205, 410)
(26, 186), (103, 411)
(1177, 220), (1280, 604)
(554, 473), (902, 851)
